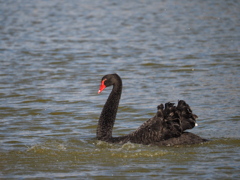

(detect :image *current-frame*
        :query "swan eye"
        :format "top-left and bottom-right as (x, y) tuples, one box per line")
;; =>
(102, 78), (107, 83)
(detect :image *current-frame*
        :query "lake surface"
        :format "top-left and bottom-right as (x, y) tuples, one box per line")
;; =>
(0, 0), (240, 179)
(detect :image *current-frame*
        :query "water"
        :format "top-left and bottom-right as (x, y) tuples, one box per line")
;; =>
(0, 0), (240, 179)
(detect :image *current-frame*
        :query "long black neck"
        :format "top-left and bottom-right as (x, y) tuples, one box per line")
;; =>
(97, 76), (122, 141)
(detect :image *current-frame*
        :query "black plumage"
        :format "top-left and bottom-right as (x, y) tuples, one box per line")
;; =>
(97, 74), (207, 146)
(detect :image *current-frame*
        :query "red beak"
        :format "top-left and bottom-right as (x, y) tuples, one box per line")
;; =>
(98, 79), (106, 94)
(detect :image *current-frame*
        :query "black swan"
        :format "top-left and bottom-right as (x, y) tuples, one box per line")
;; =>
(97, 74), (207, 146)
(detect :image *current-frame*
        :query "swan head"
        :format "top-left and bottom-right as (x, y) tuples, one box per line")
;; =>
(98, 74), (121, 94)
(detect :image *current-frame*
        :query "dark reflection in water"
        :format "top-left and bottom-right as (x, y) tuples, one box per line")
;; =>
(0, 0), (239, 179)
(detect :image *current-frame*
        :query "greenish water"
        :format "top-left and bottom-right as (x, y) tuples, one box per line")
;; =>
(0, 0), (240, 179)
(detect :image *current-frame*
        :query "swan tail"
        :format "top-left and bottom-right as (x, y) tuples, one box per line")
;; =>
(176, 100), (198, 131)
(157, 100), (198, 132)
